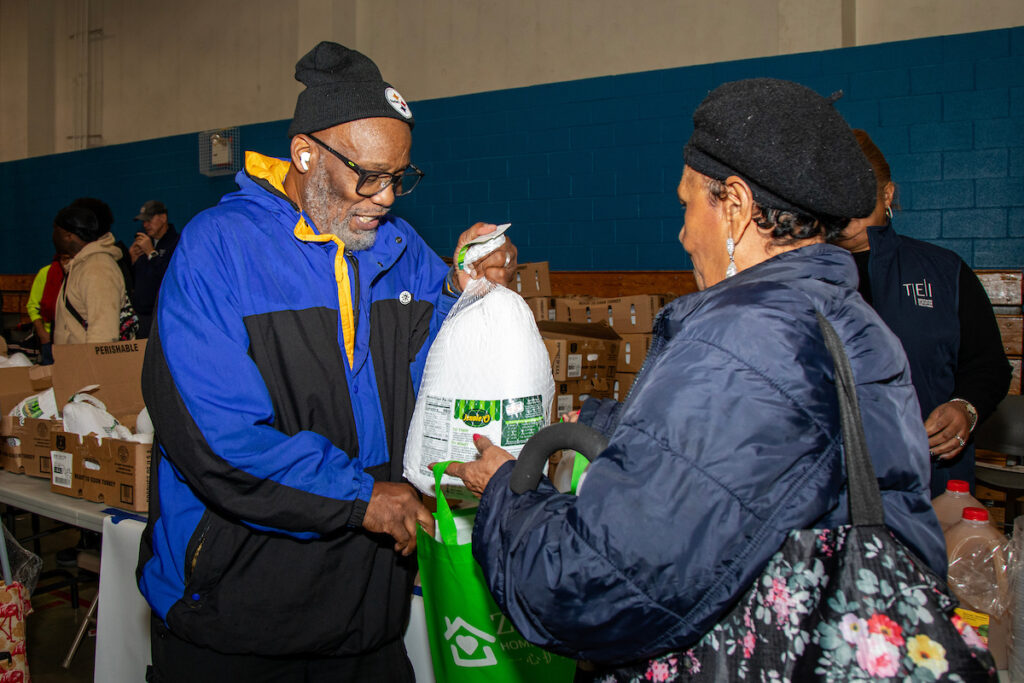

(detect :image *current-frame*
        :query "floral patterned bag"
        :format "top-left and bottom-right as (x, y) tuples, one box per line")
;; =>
(599, 314), (997, 682)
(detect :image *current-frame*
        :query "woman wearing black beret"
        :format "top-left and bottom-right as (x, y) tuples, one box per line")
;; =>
(445, 79), (948, 677)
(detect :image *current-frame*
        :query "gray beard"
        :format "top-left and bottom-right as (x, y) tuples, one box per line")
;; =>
(301, 163), (378, 251)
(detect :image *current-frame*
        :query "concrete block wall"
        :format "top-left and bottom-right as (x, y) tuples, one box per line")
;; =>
(1, 27), (1021, 273)
(0, 121), (290, 272)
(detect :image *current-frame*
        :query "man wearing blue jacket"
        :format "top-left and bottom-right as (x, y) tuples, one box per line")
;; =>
(137, 42), (516, 681)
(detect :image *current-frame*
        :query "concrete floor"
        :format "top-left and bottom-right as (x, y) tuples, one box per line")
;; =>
(7, 512), (97, 683)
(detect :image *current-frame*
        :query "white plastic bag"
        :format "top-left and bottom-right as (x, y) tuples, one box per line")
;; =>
(8, 388), (58, 419)
(135, 406), (154, 434)
(403, 276), (555, 497)
(61, 386), (133, 441)
(0, 352), (33, 368)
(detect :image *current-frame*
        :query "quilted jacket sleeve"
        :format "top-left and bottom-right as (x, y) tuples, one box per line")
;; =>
(472, 324), (844, 664)
(578, 396), (624, 437)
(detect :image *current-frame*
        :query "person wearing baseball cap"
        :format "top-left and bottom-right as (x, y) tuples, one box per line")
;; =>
(136, 42), (517, 680)
(134, 199), (168, 222)
(129, 199), (178, 338)
(446, 78), (947, 677)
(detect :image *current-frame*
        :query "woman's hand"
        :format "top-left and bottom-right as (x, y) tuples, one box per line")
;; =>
(924, 401), (972, 460)
(436, 434), (513, 497)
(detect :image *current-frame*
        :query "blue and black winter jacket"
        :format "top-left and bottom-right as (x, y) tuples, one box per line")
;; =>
(472, 244), (946, 664)
(136, 152), (454, 656)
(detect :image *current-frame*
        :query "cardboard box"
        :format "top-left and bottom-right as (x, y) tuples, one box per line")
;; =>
(537, 321), (621, 382)
(47, 428), (91, 499)
(523, 296), (553, 322)
(514, 262), (552, 298)
(976, 270), (1023, 307)
(550, 297), (584, 322)
(614, 373), (638, 401)
(0, 364), (52, 414)
(552, 375), (613, 418)
(605, 295), (667, 334)
(996, 315), (1023, 357)
(567, 295), (668, 334)
(616, 334), (652, 372)
(566, 301), (606, 326)
(51, 341), (147, 414)
(1, 416), (57, 477)
(1, 364), (55, 476)
(49, 429), (150, 512)
(47, 341), (151, 512)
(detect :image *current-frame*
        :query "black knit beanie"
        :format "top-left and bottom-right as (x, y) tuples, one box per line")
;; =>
(287, 41), (414, 138)
(54, 206), (103, 243)
(684, 78), (876, 219)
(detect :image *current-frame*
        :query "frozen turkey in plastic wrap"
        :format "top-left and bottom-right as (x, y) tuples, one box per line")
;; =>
(403, 276), (555, 498)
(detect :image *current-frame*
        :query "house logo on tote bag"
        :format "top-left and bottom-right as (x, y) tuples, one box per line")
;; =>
(418, 463), (576, 683)
(444, 617), (498, 667)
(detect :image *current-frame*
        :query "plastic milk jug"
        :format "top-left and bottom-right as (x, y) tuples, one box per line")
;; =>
(932, 479), (986, 532)
(946, 507), (1009, 669)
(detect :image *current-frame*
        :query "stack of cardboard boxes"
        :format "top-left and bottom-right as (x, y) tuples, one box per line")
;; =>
(516, 262), (672, 419)
(0, 364), (56, 478)
(538, 320), (621, 416)
(0, 341), (150, 513)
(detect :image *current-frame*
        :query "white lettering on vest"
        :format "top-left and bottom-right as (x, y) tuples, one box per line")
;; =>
(902, 279), (934, 308)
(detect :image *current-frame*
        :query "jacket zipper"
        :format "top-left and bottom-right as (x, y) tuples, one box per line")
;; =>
(345, 249), (360, 336)
(185, 518), (211, 584)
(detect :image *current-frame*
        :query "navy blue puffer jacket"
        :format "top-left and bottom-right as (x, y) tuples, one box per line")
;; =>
(471, 244), (946, 665)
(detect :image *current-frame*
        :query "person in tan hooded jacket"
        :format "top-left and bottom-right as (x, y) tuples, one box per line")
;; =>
(52, 205), (127, 344)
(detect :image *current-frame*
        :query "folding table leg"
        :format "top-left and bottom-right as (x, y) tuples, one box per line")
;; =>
(61, 596), (97, 669)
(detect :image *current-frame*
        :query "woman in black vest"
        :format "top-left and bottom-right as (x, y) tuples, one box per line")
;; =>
(836, 130), (1012, 497)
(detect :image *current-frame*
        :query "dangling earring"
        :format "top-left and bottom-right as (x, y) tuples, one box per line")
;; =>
(725, 236), (737, 278)
(885, 206), (893, 222)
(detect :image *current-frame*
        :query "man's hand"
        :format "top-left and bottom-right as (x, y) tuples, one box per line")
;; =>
(128, 242), (145, 264)
(133, 232), (155, 255)
(925, 400), (972, 460)
(437, 435), (514, 498)
(362, 481), (434, 555)
(452, 222), (518, 292)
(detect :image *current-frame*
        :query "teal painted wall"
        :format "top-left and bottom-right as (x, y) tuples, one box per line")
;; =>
(3, 27), (1022, 273)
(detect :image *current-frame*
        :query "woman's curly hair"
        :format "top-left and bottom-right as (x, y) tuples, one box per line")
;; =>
(704, 177), (850, 244)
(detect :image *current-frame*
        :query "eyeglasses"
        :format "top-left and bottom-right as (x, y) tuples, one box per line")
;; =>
(306, 134), (425, 197)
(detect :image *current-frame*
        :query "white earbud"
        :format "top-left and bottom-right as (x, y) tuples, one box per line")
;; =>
(299, 151), (311, 170)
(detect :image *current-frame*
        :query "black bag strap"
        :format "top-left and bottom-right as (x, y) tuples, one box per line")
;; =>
(64, 294), (88, 331)
(815, 312), (885, 527)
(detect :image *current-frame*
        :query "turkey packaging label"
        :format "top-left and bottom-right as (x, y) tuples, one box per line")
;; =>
(404, 278), (555, 497)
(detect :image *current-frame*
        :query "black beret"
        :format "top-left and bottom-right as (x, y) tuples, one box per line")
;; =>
(684, 78), (876, 219)
(287, 41), (414, 138)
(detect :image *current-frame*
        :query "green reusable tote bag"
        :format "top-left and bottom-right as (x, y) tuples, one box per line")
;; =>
(416, 462), (577, 683)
